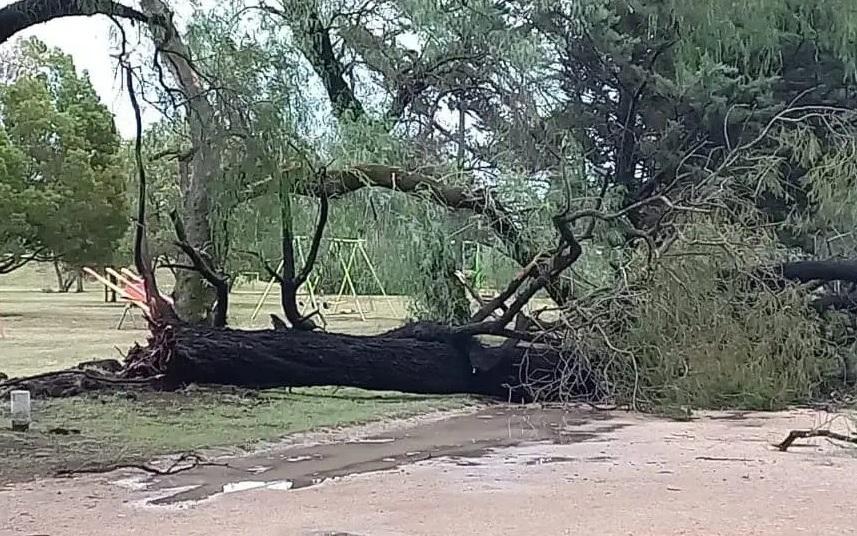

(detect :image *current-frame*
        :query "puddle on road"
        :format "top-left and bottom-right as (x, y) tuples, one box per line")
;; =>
(132, 406), (628, 506)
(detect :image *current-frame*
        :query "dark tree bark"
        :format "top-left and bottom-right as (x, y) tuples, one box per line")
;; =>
(170, 210), (229, 328)
(0, 248), (50, 274)
(75, 270), (85, 293)
(124, 324), (560, 400)
(775, 260), (857, 284)
(811, 293), (857, 313)
(0, 0), (147, 45)
(756, 260), (857, 314)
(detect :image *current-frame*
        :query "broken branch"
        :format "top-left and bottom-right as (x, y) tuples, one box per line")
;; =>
(776, 429), (857, 451)
(118, 22), (178, 326)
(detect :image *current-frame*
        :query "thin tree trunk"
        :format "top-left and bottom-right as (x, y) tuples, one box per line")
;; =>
(52, 261), (71, 293)
(75, 269), (84, 293)
(53, 261), (63, 292)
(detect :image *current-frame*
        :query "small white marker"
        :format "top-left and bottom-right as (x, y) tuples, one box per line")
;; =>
(10, 390), (31, 431)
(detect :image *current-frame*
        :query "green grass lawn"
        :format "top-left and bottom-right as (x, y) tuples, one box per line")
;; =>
(0, 264), (407, 377)
(0, 265), (474, 483)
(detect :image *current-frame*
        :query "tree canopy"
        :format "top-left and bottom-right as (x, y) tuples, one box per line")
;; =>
(4, 0), (857, 407)
(0, 38), (127, 273)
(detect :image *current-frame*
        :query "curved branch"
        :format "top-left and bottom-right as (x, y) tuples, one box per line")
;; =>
(456, 216), (583, 338)
(300, 162), (575, 305)
(296, 188), (329, 287)
(469, 256), (541, 323)
(262, 3), (364, 119)
(0, 0), (148, 45)
(118, 23), (178, 326)
(312, 164), (526, 258)
(0, 248), (50, 274)
(776, 429), (857, 451)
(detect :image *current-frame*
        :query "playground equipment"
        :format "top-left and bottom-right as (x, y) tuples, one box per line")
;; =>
(83, 266), (173, 329)
(459, 240), (485, 290)
(250, 237), (396, 324)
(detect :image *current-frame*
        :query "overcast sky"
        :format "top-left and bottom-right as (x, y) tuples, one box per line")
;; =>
(0, 0), (199, 138)
(0, 0), (465, 144)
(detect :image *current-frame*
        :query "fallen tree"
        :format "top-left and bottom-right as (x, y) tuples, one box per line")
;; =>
(122, 324), (570, 400)
(0, 324), (572, 401)
(0, 0), (593, 403)
(5, 0), (857, 410)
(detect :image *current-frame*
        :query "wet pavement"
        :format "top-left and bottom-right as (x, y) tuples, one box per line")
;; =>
(4, 405), (857, 535)
(143, 405), (626, 504)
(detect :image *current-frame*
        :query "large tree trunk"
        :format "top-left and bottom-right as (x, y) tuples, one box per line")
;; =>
(140, 0), (220, 323)
(125, 325), (563, 400)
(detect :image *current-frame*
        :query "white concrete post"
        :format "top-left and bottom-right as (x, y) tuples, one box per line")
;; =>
(10, 390), (31, 431)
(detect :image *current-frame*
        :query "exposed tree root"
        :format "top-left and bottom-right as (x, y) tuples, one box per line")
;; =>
(0, 361), (161, 398)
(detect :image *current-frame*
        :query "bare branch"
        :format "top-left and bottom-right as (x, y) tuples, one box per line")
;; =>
(776, 429), (857, 451)
(159, 263), (197, 272)
(151, 147), (195, 162)
(0, 248), (50, 274)
(116, 18), (178, 326)
(169, 210), (230, 328)
(238, 249), (284, 285)
(455, 215), (584, 338)
(295, 185), (329, 287)
(469, 256), (542, 323)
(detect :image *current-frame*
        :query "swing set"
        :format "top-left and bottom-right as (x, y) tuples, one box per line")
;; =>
(250, 236), (397, 324)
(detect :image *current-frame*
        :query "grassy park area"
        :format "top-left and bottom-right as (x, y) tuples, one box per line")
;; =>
(0, 265), (472, 483)
(0, 265), (407, 377)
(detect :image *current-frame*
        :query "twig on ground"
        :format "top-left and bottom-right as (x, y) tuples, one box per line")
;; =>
(55, 453), (230, 477)
(775, 429), (857, 451)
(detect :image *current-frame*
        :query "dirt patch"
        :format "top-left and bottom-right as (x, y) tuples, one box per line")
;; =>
(3, 406), (857, 535)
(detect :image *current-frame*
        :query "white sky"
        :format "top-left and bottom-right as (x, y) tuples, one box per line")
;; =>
(0, 0), (198, 138)
(0, 0), (464, 143)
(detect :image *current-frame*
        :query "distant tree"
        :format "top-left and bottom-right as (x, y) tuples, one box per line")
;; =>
(0, 128), (47, 273)
(0, 38), (127, 287)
